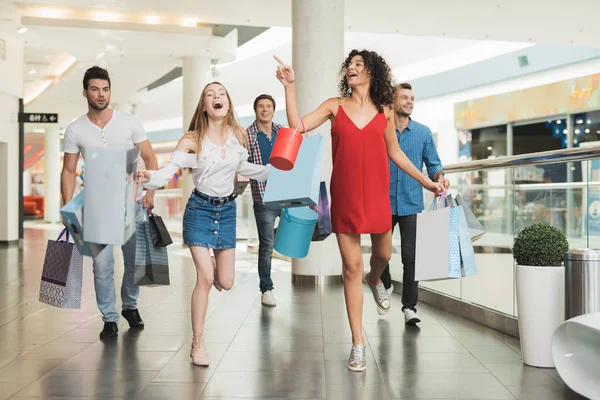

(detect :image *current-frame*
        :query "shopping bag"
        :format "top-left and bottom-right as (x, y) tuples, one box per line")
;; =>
(263, 134), (323, 210)
(84, 147), (140, 245)
(39, 229), (84, 309)
(312, 181), (332, 241)
(455, 194), (485, 242)
(135, 209), (170, 286)
(148, 211), (173, 247)
(60, 190), (106, 257)
(456, 206), (478, 277)
(415, 196), (461, 281)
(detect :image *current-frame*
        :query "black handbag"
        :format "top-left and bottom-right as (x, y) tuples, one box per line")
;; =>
(147, 211), (173, 247)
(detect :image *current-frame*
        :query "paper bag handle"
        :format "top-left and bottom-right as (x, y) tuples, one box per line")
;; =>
(57, 228), (70, 243)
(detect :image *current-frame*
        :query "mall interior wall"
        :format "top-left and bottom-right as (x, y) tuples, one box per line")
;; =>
(412, 58), (600, 166)
(0, 34), (23, 243)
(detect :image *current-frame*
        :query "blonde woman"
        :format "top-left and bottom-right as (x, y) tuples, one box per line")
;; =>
(138, 82), (270, 366)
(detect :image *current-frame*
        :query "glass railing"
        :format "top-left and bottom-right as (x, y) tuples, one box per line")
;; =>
(417, 145), (600, 317)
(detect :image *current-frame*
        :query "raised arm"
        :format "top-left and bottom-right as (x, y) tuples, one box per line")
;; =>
(274, 55), (336, 132)
(383, 107), (444, 196)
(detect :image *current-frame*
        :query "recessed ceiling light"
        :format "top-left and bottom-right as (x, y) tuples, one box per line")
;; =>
(487, 146), (493, 151)
(28, 69), (37, 75)
(576, 119), (583, 124)
(144, 15), (161, 25)
(587, 120), (592, 124)
(585, 129), (590, 134)
(17, 27), (27, 34)
(575, 129), (581, 134)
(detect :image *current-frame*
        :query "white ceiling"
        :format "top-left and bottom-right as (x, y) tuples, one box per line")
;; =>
(3, 0), (599, 132)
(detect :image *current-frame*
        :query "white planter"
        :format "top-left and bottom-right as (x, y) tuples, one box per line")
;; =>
(516, 264), (565, 368)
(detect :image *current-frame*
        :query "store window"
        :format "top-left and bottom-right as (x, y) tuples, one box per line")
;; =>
(573, 111), (600, 147)
(470, 125), (507, 160)
(513, 119), (566, 155)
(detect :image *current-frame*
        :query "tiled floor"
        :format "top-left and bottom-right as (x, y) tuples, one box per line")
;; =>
(0, 227), (587, 399)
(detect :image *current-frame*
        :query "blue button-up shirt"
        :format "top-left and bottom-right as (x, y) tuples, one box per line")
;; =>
(389, 119), (444, 216)
(256, 127), (278, 166)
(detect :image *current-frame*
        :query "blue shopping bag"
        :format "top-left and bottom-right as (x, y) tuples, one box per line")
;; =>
(263, 134), (323, 210)
(60, 190), (107, 258)
(456, 206), (478, 277)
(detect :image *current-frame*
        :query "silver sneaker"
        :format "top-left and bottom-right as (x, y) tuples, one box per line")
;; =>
(364, 272), (390, 313)
(403, 308), (421, 325)
(377, 284), (394, 315)
(347, 344), (366, 372)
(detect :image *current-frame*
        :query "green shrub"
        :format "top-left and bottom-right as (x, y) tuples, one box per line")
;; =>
(513, 223), (569, 266)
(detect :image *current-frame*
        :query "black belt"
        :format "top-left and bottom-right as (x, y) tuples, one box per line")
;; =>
(193, 189), (237, 205)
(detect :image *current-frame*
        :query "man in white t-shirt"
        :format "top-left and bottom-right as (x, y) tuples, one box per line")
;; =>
(61, 66), (158, 340)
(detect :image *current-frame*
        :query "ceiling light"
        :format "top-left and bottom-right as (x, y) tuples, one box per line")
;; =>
(35, 8), (68, 19)
(576, 119), (583, 124)
(575, 129), (581, 134)
(28, 69), (36, 75)
(563, 129), (568, 134)
(182, 18), (198, 27)
(587, 120), (592, 124)
(556, 120), (562, 124)
(17, 27), (27, 34)
(92, 12), (121, 22)
(96, 52), (106, 60)
(585, 129), (590, 134)
(597, 130), (600, 134)
(144, 15), (161, 25)
(32, 128), (46, 134)
(487, 146), (493, 151)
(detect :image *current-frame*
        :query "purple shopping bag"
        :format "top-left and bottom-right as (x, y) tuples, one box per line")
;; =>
(312, 181), (332, 241)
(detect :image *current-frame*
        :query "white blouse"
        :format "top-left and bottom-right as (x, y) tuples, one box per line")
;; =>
(145, 130), (270, 197)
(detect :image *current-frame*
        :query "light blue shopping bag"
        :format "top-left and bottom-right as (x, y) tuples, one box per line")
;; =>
(456, 206), (478, 277)
(60, 190), (107, 258)
(263, 134), (323, 210)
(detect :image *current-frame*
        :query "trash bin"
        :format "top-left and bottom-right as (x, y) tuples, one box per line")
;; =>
(565, 249), (600, 319)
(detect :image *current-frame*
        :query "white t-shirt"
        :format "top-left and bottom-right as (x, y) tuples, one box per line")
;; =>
(63, 109), (149, 200)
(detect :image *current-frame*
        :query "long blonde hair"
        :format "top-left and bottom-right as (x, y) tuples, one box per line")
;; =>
(187, 82), (248, 155)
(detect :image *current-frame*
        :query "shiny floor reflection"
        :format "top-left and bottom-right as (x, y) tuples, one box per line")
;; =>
(0, 227), (586, 399)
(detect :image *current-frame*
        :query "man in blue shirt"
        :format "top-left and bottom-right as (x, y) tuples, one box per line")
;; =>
(380, 83), (449, 324)
(247, 94), (282, 307)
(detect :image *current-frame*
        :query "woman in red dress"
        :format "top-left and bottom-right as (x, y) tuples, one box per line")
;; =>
(275, 50), (444, 372)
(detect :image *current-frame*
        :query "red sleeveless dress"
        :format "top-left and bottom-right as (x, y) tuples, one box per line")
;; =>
(330, 103), (392, 234)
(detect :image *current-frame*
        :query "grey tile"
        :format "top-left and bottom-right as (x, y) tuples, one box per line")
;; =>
(0, 359), (62, 383)
(465, 345), (523, 365)
(0, 333), (60, 351)
(170, 343), (229, 363)
(327, 384), (390, 400)
(0, 382), (30, 400)
(217, 351), (325, 372)
(235, 322), (323, 339)
(136, 383), (206, 400)
(507, 384), (587, 400)
(86, 334), (188, 353)
(13, 369), (157, 398)
(383, 372), (516, 399)
(324, 361), (384, 386)
(323, 328), (354, 344)
(449, 329), (508, 346)
(20, 342), (91, 360)
(364, 321), (451, 338)
(151, 360), (216, 383)
(486, 363), (562, 387)
(369, 336), (468, 354)
(201, 370), (326, 398)
(374, 352), (488, 374)
(0, 350), (24, 368)
(56, 350), (175, 371)
(53, 328), (101, 343)
(229, 335), (324, 353)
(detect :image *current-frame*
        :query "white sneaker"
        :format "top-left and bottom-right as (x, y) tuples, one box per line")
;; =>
(261, 290), (276, 307)
(376, 285), (394, 315)
(403, 308), (421, 325)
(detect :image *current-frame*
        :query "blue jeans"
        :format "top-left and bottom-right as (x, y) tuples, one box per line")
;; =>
(253, 203), (279, 293)
(92, 203), (142, 323)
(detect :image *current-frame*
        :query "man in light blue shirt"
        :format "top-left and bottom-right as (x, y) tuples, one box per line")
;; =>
(380, 83), (449, 324)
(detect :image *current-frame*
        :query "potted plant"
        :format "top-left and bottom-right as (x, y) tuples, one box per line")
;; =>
(513, 223), (569, 368)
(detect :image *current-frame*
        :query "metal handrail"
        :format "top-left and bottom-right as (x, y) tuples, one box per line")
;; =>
(444, 145), (600, 173)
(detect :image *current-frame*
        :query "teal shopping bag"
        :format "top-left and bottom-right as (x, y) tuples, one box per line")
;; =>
(60, 190), (106, 258)
(263, 134), (323, 210)
(456, 206), (478, 277)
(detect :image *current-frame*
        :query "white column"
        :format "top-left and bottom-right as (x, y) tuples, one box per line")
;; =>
(181, 57), (212, 206)
(291, 0), (344, 278)
(44, 128), (61, 223)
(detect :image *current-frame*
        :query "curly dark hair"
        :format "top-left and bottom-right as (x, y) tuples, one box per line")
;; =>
(338, 49), (395, 113)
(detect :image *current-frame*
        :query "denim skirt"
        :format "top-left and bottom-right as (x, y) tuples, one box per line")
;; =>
(182, 192), (237, 249)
